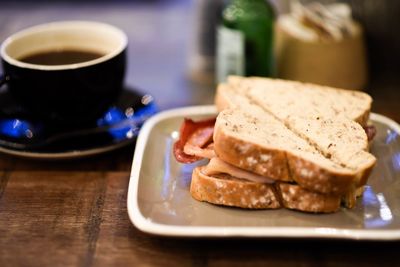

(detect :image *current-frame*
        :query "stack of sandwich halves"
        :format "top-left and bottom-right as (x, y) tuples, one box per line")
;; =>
(174, 76), (376, 213)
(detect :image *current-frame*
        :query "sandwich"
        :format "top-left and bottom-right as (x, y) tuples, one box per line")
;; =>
(174, 76), (376, 213)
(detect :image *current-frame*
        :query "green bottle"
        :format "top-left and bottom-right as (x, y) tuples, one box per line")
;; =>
(216, 0), (275, 83)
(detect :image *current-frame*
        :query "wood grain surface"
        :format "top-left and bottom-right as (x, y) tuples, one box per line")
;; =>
(0, 1), (399, 267)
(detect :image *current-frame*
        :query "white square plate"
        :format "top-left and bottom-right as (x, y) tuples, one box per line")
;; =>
(127, 105), (400, 240)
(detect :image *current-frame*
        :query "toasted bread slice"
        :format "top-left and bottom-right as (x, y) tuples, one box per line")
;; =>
(215, 81), (376, 189)
(191, 166), (281, 209)
(227, 76), (372, 126)
(277, 183), (340, 213)
(284, 115), (376, 187)
(215, 108), (372, 194)
(191, 166), (342, 213)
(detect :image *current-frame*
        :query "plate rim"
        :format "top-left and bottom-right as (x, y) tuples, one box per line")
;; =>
(0, 138), (134, 160)
(127, 105), (400, 239)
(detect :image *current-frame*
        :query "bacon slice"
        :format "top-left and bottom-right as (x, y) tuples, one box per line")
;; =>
(363, 125), (376, 142)
(173, 117), (216, 163)
(203, 157), (276, 184)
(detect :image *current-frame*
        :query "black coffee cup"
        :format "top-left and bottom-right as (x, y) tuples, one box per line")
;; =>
(0, 21), (127, 127)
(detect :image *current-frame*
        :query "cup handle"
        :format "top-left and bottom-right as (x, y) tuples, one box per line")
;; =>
(0, 74), (10, 88)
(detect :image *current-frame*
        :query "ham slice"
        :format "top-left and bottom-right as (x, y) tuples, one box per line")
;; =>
(184, 142), (216, 160)
(173, 117), (216, 163)
(203, 157), (276, 184)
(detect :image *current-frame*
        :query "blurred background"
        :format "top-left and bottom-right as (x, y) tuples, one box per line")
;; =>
(0, 0), (399, 115)
(189, 0), (400, 86)
(275, 0), (400, 76)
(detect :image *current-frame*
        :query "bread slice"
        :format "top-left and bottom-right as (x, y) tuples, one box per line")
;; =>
(191, 166), (342, 212)
(284, 115), (376, 187)
(215, 83), (267, 116)
(191, 166), (281, 209)
(215, 79), (376, 188)
(277, 183), (340, 213)
(227, 76), (372, 126)
(214, 109), (362, 195)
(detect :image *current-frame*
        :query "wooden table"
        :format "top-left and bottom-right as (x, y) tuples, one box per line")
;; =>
(0, 1), (399, 266)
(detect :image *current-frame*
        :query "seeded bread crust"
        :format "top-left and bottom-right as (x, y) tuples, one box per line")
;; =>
(285, 152), (357, 194)
(213, 118), (357, 195)
(213, 126), (292, 182)
(190, 166), (281, 209)
(191, 166), (342, 213)
(277, 183), (340, 213)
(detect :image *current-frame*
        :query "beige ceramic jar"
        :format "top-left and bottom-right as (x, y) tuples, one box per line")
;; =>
(275, 15), (368, 90)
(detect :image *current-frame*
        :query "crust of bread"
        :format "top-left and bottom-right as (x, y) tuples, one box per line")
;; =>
(191, 166), (343, 213)
(213, 118), (359, 194)
(190, 166), (281, 209)
(341, 186), (365, 209)
(277, 183), (340, 213)
(356, 110), (371, 128)
(213, 125), (293, 182)
(215, 84), (233, 112)
(285, 152), (355, 194)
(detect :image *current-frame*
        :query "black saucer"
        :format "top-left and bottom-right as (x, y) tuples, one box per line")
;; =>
(0, 86), (158, 159)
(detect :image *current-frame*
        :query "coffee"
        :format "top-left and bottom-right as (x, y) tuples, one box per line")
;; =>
(19, 49), (104, 65)
(1, 21), (127, 126)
